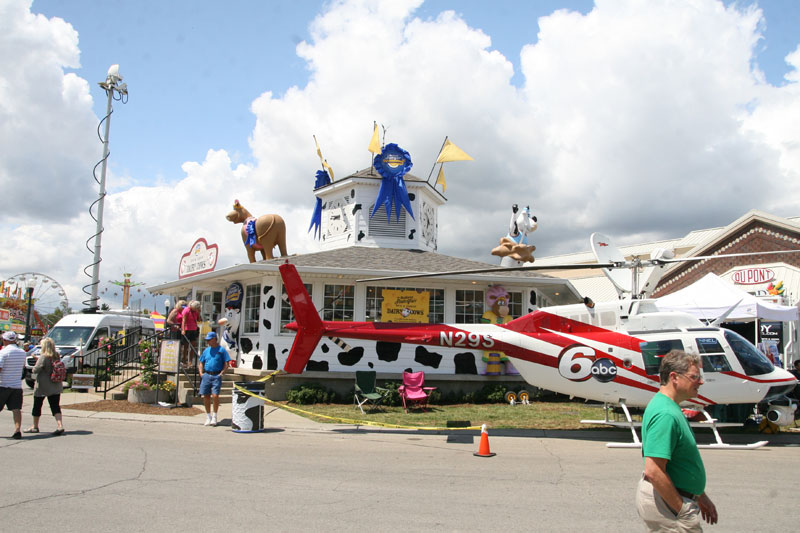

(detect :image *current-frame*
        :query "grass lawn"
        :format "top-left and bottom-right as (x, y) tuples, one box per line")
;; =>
(276, 400), (613, 430)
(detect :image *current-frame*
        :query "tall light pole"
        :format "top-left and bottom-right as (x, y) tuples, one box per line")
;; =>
(23, 283), (35, 342)
(85, 65), (128, 312)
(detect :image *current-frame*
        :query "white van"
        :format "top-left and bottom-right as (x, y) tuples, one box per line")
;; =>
(23, 312), (156, 388)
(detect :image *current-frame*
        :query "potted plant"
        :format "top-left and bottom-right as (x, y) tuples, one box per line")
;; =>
(124, 380), (156, 404)
(154, 380), (176, 403)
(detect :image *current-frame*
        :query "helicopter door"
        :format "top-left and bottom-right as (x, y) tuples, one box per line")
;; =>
(693, 336), (735, 402)
(639, 339), (685, 376)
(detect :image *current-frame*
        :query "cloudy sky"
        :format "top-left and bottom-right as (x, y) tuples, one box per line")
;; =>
(2, 0), (799, 313)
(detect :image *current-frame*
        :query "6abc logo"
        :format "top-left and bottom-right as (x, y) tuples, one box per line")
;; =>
(558, 344), (617, 383)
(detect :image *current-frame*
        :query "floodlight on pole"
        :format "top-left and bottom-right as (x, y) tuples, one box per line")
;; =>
(82, 65), (128, 312)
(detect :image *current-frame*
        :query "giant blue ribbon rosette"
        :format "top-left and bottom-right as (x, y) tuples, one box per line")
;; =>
(245, 219), (258, 247)
(308, 169), (332, 239)
(371, 143), (414, 221)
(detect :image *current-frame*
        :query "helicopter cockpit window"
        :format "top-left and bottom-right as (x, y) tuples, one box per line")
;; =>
(724, 330), (775, 376)
(694, 337), (732, 372)
(640, 339), (684, 375)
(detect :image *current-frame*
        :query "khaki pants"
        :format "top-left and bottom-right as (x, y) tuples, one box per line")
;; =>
(636, 476), (702, 532)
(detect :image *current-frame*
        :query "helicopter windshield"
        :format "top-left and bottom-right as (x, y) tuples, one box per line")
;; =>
(46, 326), (93, 348)
(724, 329), (775, 376)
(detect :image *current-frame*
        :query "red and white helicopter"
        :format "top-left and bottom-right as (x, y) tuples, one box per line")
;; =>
(279, 234), (799, 449)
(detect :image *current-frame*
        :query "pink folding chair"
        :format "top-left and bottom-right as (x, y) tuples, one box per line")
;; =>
(398, 371), (436, 413)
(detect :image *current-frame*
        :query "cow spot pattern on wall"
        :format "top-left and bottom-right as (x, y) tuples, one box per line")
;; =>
(266, 295), (275, 309)
(338, 347), (364, 367)
(414, 346), (442, 368)
(262, 319), (271, 330)
(454, 352), (478, 374)
(376, 341), (400, 362)
(240, 338), (253, 354)
(267, 344), (277, 370)
(252, 354), (263, 369)
(263, 285), (273, 296)
(306, 360), (329, 372)
(321, 343), (329, 353)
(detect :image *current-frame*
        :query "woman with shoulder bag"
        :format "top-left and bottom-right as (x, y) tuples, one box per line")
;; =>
(181, 300), (202, 368)
(166, 299), (187, 341)
(25, 337), (65, 435)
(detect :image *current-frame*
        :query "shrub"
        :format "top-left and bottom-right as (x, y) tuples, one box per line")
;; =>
(138, 339), (157, 386)
(122, 380), (151, 393)
(155, 381), (176, 392)
(380, 381), (402, 407)
(481, 384), (509, 404)
(286, 383), (338, 404)
(427, 388), (442, 405)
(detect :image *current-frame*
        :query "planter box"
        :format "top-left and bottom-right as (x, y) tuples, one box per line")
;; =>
(154, 389), (175, 403)
(128, 389), (157, 404)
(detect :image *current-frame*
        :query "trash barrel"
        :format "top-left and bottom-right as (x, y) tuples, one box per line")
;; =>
(232, 381), (266, 433)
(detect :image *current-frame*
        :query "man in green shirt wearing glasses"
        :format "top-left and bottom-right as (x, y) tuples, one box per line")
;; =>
(636, 350), (718, 532)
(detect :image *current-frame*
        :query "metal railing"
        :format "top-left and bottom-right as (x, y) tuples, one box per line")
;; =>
(91, 328), (206, 402)
(94, 327), (162, 398)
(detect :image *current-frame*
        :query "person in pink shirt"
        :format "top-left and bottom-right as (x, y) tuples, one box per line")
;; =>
(181, 300), (201, 367)
(166, 299), (186, 341)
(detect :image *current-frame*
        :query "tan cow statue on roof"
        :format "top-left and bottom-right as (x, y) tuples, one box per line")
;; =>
(226, 200), (288, 262)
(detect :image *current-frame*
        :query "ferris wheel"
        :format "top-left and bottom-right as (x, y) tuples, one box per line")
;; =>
(2, 272), (69, 328)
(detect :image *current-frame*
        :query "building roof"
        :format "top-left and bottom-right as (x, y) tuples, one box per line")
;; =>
(533, 210), (800, 301)
(148, 247), (583, 304)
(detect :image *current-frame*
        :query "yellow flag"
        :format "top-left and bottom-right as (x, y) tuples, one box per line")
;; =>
(368, 122), (381, 154)
(435, 166), (446, 192)
(436, 138), (473, 163)
(314, 136), (335, 181)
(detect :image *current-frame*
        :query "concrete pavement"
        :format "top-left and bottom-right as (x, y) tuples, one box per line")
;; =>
(55, 390), (317, 429)
(2, 392), (799, 532)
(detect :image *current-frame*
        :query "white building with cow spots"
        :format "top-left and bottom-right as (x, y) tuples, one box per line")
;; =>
(149, 168), (582, 398)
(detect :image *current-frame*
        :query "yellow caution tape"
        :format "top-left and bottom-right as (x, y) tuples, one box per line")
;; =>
(233, 373), (482, 431)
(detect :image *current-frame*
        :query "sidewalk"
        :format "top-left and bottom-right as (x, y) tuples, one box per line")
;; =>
(58, 391), (323, 430)
(53, 392), (800, 444)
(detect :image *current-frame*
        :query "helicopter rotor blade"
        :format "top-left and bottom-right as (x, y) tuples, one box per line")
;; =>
(652, 248), (800, 265)
(357, 262), (618, 283)
(356, 248), (800, 284)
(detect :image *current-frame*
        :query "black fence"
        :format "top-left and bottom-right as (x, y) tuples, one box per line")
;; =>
(91, 328), (202, 401)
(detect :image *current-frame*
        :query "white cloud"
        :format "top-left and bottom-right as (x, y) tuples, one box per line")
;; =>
(0, 0), (98, 223)
(3, 0), (800, 310)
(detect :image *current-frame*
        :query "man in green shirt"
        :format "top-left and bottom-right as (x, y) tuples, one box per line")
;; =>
(636, 350), (718, 532)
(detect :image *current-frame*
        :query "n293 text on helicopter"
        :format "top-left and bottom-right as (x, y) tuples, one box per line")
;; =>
(278, 233), (799, 448)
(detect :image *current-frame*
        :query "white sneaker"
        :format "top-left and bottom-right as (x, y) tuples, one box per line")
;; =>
(210, 415), (217, 427)
(204, 417), (212, 426)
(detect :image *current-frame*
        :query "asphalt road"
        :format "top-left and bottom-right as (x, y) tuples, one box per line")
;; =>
(1, 402), (798, 532)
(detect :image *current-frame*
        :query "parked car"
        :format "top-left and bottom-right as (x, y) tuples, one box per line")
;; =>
(23, 312), (156, 388)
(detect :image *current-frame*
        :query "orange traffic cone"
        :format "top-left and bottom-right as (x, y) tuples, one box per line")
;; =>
(473, 424), (496, 457)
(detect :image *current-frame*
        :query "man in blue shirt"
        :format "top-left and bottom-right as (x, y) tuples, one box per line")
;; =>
(198, 332), (230, 427)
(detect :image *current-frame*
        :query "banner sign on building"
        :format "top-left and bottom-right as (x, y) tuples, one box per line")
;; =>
(731, 267), (775, 285)
(758, 321), (783, 365)
(381, 290), (429, 323)
(178, 238), (219, 279)
(225, 282), (244, 310)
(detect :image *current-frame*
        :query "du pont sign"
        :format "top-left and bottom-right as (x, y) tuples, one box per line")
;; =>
(731, 267), (774, 285)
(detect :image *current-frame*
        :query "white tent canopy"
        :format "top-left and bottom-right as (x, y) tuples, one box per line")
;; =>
(656, 273), (799, 322)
